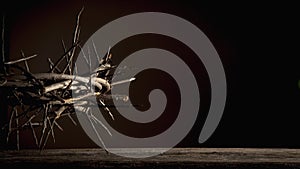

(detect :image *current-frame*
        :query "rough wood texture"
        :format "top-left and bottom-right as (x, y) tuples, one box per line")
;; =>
(1, 148), (300, 169)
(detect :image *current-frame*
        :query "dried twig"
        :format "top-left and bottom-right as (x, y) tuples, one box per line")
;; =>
(21, 50), (30, 72)
(92, 39), (100, 63)
(4, 54), (37, 65)
(29, 120), (39, 147)
(15, 109), (19, 150)
(86, 107), (107, 150)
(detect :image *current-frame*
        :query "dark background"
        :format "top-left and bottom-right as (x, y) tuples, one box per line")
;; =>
(0, 0), (299, 148)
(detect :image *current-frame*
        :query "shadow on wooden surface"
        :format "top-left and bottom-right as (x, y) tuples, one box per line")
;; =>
(1, 148), (300, 169)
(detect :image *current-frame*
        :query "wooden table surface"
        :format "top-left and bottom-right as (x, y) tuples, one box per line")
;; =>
(1, 148), (300, 169)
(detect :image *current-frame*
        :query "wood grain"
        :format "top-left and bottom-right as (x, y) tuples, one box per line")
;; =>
(1, 148), (300, 169)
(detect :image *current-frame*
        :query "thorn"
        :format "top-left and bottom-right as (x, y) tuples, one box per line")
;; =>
(47, 117), (55, 143)
(111, 77), (136, 86)
(7, 107), (15, 143)
(107, 46), (111, 56)
(29, 121), (39, 148)
(87, 111), (107, 151)
(15, 108), (20, 150)
(99, 100), (114, 120)
(21, 50), (30, 72)
(67, 114), (77, 126)
(53, 121), (63, 132)
(90, 113), (112, 136)
(92, 39), (100, 63)
(39, 104), (48, 148)
(4, 54), (37, 65)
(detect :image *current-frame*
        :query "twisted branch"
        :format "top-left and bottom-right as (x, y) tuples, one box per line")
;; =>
(0, 8), (135, 150)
